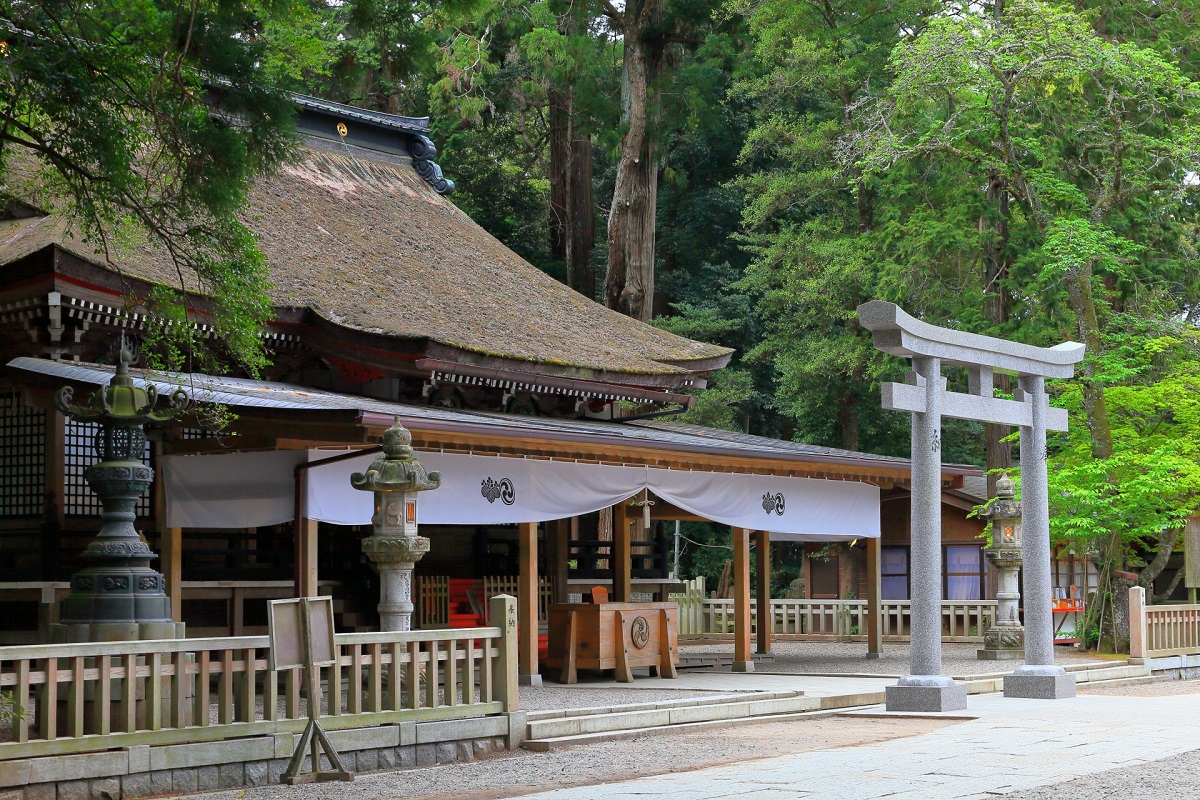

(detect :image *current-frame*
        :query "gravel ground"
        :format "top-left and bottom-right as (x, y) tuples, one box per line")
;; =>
(682, 640), (1111, 677)
(183, 676), (1200, 800)
(187, 715), (953, 800)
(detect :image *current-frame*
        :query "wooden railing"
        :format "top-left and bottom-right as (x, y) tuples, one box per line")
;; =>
(0, 596), (518, 761)
(1130, 586), (1200, 659)
(671, 594), (995, 642)
(568, 538), (670, 580)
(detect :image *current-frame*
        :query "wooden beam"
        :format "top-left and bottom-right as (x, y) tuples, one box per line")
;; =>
(756, 530), (771, 654)
(733, 528), (754, 672)
(613, 500), (632, 602)
(517, 521), (541, 685)
(405, 428), (917, 486)
(866, 537), (883, 658)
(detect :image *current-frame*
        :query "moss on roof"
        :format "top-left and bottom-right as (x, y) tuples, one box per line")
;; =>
(0, 141), (732, 378)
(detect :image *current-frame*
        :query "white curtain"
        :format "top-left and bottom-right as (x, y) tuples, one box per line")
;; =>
(163, 449), (306, 529)
(164, 449), (880, 539)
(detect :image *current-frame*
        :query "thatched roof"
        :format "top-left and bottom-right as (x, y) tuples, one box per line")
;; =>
(0, 139), (731, 381)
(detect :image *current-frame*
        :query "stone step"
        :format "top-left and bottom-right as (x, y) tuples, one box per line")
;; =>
(525, 690), (797, 722)
(523, 694), (884, 751)
(960, 661), (1150, 694)
(526, 694), (820, 741)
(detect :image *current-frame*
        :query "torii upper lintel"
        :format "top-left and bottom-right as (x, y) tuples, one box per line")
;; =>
(857, 300), (1085, 379)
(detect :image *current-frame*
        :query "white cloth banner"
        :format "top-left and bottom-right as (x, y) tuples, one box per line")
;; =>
(166, 449), (880, 540)
(646, 467), (879, 540)
(163, 449), (306, 529)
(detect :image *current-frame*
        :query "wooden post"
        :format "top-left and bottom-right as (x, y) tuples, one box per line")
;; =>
(161, 527), (183, 621)
(549, 518), (570, 604)
(297, 519), (319, 598)
(491, 594), (519, 711)
(755, 530), (771, 654)
(613, 500), (632, 602)
(866, 537), (883, 658)
(518, 521), (542, 686)
(733, 528), (754, 672)
(42, 407), (65, 581)
(1128, 585), (1148, 662)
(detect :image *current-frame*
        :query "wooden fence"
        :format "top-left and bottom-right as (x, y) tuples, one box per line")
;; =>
(416, 576), (554, 627)
(0, 596), (518, 761)
(1130, 586), (1200, 659)
(670, 590), (995, 642)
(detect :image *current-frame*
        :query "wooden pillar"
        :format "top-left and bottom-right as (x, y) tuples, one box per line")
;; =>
(42, 407), (65, 581)
(866, 537), (883, 658)
(613, 500), (631, 602)
(549, 518), (570, 604)
(756, 530), (771, 654)
(518, 521), (542, 685)
(296, 519), (319, 598)
(152, 438), (182, 621)
(733, 528), (754, 672)
(161, 527), (183, 621)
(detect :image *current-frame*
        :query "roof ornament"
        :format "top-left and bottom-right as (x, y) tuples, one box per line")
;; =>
(409, 135), (455, 195)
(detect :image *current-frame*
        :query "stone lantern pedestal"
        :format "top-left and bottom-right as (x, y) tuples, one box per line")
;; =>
(51, 337), (188, 644)
(979, 473), (1025, 660)
(352, 420), (440, 631)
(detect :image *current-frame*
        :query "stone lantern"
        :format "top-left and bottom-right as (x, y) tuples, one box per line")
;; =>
(978, 472), (1024, 660)
(351, 419), (440, 631)
(53, 336), (189, 642)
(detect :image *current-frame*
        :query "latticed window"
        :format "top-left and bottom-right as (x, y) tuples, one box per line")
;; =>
(64, 418), (151, 517)
(0, 396), (46, 517)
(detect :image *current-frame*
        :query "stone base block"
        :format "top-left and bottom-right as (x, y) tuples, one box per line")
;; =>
(731, 660), (755, 673)
(885, 682), (967, 713)
(977, 648), (1025, 661)
(518, 674), (543, 687)
(1003, 671), (1076, 699)
(864, 652), (882, 660)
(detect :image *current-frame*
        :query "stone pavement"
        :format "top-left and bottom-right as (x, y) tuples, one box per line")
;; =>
(507, 690), (1200, 799)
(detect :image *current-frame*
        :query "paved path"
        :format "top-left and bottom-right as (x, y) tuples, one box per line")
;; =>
(508, 691), (1200, 799)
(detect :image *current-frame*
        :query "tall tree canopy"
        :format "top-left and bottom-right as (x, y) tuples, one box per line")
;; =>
(0, 0), (327, 372)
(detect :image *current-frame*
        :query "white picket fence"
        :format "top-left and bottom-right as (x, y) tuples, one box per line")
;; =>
(669, 578), (995, 642)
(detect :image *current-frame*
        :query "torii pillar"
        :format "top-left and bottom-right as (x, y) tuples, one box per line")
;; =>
(858, 301), (1084, 710)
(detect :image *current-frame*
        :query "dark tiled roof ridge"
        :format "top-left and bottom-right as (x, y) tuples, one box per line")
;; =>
(292, 94), (430, 134)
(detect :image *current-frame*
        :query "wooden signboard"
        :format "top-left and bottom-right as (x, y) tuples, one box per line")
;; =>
(268, 596), (336, 670)
(1184, 517), (1200, 593)
(267, 596), (351, 784)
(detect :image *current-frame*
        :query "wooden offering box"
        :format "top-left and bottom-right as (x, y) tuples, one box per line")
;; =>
(546, 602), (679, 684)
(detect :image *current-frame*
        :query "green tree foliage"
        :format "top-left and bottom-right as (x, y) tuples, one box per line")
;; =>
(730, 0), (940, 452)
(0, 0), (321, 373)
(857, 0), (1200, 641)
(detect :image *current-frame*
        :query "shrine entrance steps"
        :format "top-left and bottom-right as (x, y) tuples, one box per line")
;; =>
(520, 659), (1150, 751)
(522, 691), (868, 751)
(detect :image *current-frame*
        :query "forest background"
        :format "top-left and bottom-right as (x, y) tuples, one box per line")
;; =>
(6, 0), (1200, 647)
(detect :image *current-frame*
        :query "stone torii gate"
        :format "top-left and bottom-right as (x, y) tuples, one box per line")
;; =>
(857, 301), (1085, 711)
